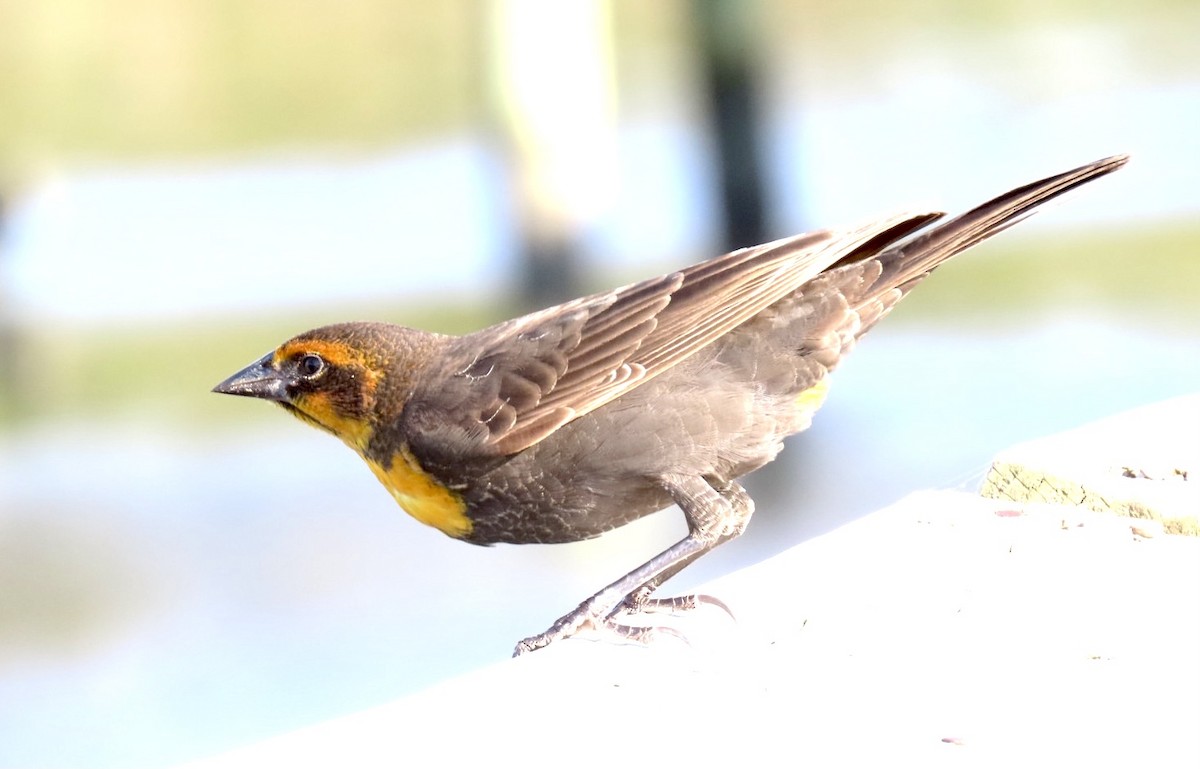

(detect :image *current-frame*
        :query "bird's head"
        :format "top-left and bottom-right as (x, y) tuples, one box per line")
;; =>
(213, 323), (390, 451)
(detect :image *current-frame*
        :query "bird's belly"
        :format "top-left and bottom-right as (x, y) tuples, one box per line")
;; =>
(463, 465), (673, 545)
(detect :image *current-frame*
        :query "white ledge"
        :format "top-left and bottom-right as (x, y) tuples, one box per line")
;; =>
(180, 398), (1200, 767)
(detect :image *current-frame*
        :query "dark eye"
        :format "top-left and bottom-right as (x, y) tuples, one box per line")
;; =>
(298, 354), (325, 378)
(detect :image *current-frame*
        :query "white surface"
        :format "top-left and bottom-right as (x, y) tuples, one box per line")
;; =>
(180, 491), (1200, 767)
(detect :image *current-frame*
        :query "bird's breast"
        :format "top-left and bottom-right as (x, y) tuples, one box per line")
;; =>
(366, 445), (473, 539)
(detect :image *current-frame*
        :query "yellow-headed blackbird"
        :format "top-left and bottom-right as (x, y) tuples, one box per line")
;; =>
(215, 155), (1127, 654)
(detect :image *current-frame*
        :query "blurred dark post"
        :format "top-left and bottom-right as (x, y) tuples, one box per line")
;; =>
(485, 1), (618, 309)
(693, 0), (770, 250)
(694, 1), (804, 525)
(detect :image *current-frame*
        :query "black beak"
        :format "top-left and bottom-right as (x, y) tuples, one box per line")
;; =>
(212, 353), (289, 402)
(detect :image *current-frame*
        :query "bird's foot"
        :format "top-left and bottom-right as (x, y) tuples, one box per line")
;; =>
(616, 586), (735, 619)
(512, 596), (601, 656)
(513, 611), (688, 657)
(512, 587), (733, 656)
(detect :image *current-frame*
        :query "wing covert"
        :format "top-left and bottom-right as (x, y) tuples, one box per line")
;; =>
(406, 211), (941, 461)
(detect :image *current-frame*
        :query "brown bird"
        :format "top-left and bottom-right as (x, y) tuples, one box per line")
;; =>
(214, 155), (1127, 654)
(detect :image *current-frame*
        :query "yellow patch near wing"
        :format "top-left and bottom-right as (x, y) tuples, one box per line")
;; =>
(794, 378), (831, 428)
(367, 446), (472, 539)
(795, 378), (830, 412)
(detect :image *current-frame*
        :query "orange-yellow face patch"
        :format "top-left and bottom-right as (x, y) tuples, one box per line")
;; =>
(367, 446), (472, 539)
(289, 390), (375, 451)
(272, 338), (378, 371)
(272, 337), (382, 451)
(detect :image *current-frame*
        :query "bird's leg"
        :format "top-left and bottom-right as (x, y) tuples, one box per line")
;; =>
(512, 475), (753, 656)
(618, 478), (752, 619)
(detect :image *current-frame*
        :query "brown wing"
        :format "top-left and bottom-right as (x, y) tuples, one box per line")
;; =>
(404, 211), (941, 463)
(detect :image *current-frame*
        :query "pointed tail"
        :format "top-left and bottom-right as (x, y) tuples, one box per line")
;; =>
(864, 154), (1130, 294)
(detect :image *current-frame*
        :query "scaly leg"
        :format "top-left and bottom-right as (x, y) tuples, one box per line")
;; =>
(616, 479), (753, 618)
(513, 475), (754, 656)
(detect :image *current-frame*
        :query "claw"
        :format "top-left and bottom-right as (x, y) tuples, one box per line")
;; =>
(512, 636), (545, 657)
(514, 587), (737, 656)
(514, 613), (691, 656)
(617, 588), (736, 620)
(513, 596), (602, 656)
(606, 621), (690, 647)
(694, 593), (736, 619)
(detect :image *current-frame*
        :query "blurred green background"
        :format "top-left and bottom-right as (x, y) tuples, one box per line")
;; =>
(1, 1), (1198, 767)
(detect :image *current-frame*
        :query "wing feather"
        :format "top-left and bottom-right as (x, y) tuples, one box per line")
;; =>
(406, 212), (938, 460)
(402, 155), (1129, 466)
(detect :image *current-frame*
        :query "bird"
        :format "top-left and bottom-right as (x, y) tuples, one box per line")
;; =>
(213, 154), (1127, 655)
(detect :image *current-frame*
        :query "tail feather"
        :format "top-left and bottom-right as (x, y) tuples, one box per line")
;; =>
(737, 154), (1129, 393)
(856, 154), (1129, 298)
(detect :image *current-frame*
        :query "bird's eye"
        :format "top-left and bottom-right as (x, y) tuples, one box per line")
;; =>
(298, 354), (325, 378)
